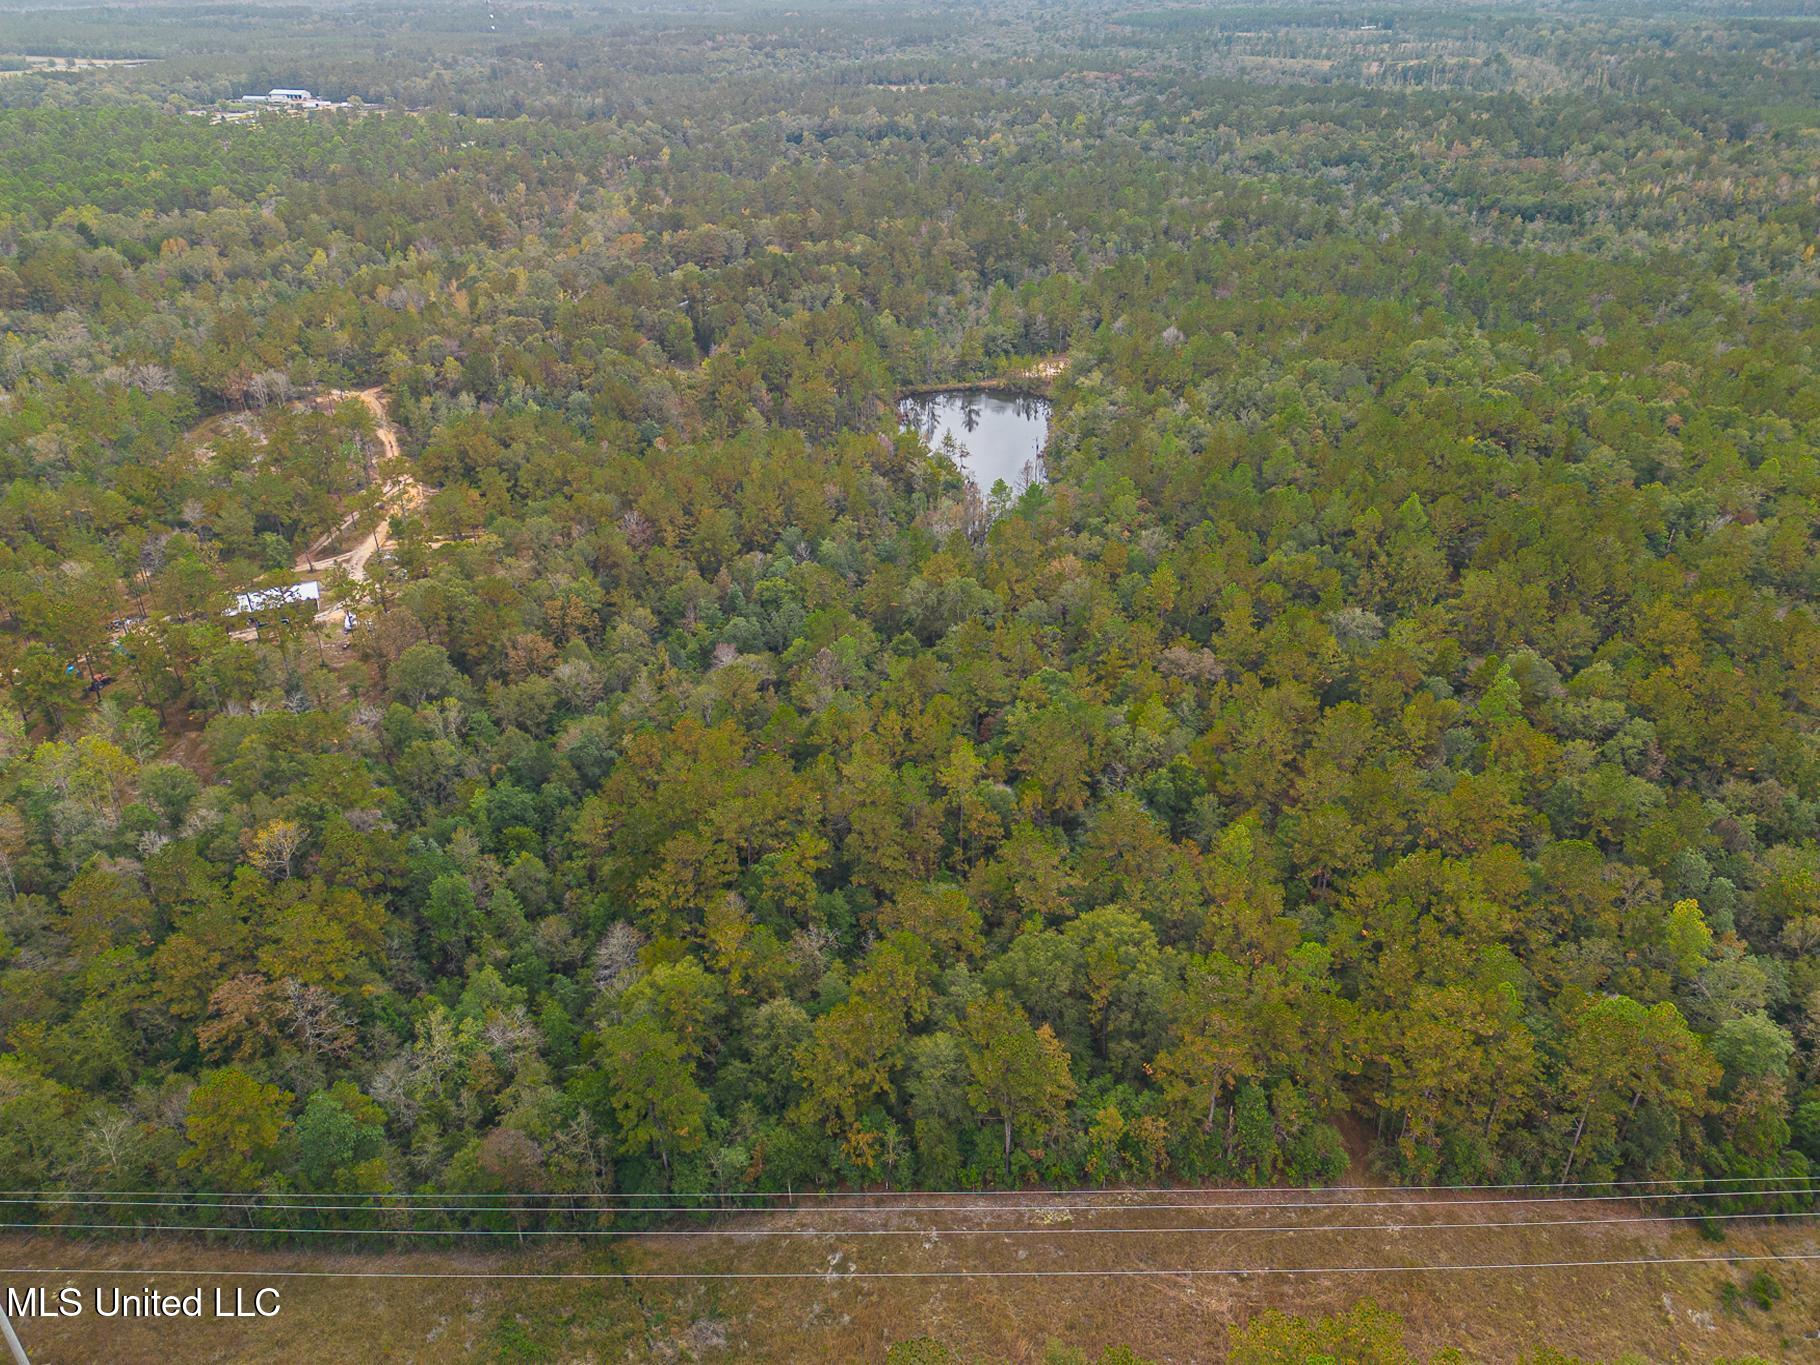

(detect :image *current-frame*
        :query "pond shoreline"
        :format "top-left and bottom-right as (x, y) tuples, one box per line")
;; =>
(895, 356), (1066, 401)
(897, 377), (1047, 400)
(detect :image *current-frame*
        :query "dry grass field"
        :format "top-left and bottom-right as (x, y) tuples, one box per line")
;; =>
(2, 1188), (1816, 1362)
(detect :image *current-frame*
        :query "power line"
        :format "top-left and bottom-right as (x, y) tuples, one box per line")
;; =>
(4, 1209), (1813, 1239)
(5, 1174), (1811, 1199)
(3, 1188), (1810, 1216)
(3, 1252), (1817, 1281)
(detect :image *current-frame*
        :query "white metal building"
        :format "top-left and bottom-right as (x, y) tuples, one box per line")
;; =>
(230, 580), (320, 618)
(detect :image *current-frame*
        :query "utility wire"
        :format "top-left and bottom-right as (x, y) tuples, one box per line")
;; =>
(4, 1188), (1811, 1217)
(4, 1252), (1818, 1281)
(4, 1209), (1814, 1239)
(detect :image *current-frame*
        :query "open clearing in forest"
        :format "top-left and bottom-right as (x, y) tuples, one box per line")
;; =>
(0, 56), (154, 77)
(187, 385), (424, 643)
(3, 1187), (1816, 1362)
(292, 386), (424, 591)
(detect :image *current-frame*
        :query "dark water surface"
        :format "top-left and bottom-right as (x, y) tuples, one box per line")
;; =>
(900, 389), (1051, 494)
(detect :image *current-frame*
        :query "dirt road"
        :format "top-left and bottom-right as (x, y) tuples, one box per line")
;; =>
(295, 387), (421, 588)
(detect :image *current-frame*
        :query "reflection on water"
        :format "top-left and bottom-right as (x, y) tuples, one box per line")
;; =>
(900, 389), (1051, 494)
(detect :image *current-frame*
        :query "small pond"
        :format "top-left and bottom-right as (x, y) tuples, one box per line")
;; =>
(900, 389), (1051, 494)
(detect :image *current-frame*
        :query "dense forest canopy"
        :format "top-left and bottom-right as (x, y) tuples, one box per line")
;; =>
(0, 0), (1817, 1227)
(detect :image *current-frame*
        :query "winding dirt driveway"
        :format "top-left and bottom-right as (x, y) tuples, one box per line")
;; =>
(294, 387), (423, 587)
